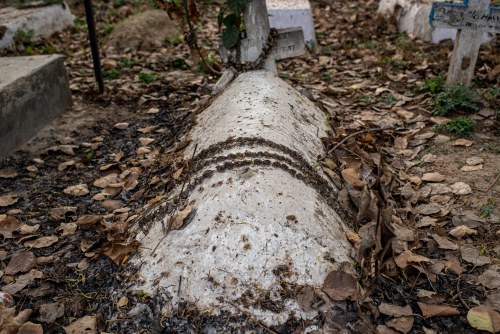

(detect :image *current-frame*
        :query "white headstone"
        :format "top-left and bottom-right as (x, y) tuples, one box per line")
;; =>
(0, 2), (75, 50)
(377, 0), (494, 45)
(430, 0), (500, 85)
(219, 0), (306, 75)
(266, 0), (316, 49)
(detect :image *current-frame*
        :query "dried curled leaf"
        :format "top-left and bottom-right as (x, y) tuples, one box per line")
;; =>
(355, 185), (371, 225)
(170, 206), (192, 230)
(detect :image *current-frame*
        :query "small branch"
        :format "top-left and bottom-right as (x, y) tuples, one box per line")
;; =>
(182, 0), (221, 76)
(320, 127), (396, 161)
(480, 173), (500, 192)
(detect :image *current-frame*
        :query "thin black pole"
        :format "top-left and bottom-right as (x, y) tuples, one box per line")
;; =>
(83, 0), (104, 93)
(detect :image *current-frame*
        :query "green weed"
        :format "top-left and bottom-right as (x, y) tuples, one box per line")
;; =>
(432, 83), (481, 116)
(416, 72), (446, 95)
(103, 69), (122, 80)
(139, 72), (158, 84)
(434, 117), (477, 137)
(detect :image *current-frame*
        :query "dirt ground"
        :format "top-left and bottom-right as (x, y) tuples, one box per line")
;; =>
(1, 0), (500, 333)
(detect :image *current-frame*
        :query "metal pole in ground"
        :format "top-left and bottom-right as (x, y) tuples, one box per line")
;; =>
(83, 0), (104, 93)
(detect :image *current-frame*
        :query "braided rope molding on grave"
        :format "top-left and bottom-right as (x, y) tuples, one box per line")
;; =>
(141, 157), (346, 232)
(190, 136), (317, 175)
(131, 137), (342, 231)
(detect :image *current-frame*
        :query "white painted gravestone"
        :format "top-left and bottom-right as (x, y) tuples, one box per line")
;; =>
(220, 0), (306, 74)
(0, 2), (74, 49)
(267, 0), (317, 49)
(377, 0), (494, 44)
(430, 0), (500, 85)
(131, 0), (353, 326)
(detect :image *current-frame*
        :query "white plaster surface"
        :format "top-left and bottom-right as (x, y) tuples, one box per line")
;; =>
(131, 71), (353, 325)
(0, 3), (74, 49)
(266, 0), (316, 48)
(377, 0), (493, 44)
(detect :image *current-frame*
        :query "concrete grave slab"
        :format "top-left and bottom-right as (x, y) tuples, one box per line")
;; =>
(130, 71), (353, 326)
(0, 55), (72, 160)
(377, 0), (494, 44)
(0, 2), (74, 49)
(267, 0), (316, 48)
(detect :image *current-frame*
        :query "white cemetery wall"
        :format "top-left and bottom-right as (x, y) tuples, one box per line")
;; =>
(131, 71), (353, 325)
(377, 0), (493, 44)
(267, 0), (317, 48)
(0, 2), (74, 49)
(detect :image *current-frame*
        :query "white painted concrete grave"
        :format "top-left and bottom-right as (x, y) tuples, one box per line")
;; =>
(130, 0), (353, 326)
(377, 0), (493, 45)
(0, 2), (74, 49)
(266, 0), (316, 49)
(430, 0), (500, 85)
(220, 0), (306, 74)
(132, 70), (353, 325)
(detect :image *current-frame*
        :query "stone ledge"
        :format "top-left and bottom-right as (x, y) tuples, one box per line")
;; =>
(0, 55), (73, 160)
(0, 2), (74, 50)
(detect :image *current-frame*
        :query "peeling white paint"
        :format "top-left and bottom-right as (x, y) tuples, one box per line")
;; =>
(131, 71), (353, 326)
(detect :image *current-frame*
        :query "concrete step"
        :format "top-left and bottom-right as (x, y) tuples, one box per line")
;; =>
(0, 55), (72, 160)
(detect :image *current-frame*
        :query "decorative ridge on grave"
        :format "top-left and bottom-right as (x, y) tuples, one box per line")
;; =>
(136, 157), (345, 232)
(191, 136), (316, 174)
(131, 137), (344, 231)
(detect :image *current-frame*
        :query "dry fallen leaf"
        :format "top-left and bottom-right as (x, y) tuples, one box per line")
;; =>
(58, 160), (75, 171)
(453, 139), (474, 147)
(63, 315), (97, 334)
(0, 303), (32, 333)
(422, 172), (446, 182)
(0, 168), (18, 179)
(114, 122), (129, 130)
(171, 205), (192, 230)
(321, 262), (357, 301)
(138, 125), (159, 133)
(432, 234), (458, 250)
(139, 138), (155, 146)
(95, 241), (139, 266)
(441, 258), (462, 276)
(480, 269), (500, 289)
(116, 296), (128, 308)
(386, 316), (414, 334)
(17, 321), (43, 334)
(0, 216), (21, 238)
(24, 236), (58, 248)
(49, 206), (77, 222)
(63, 184), (89, 197)
(449, 225), (477, 240)
(461, 246), (490, 267)
(172, 167), (183, 180)
(378, 303), (413, 317)
(467, 305), (500, 333)
(59, 223), (78, 236)
(466, 157), (484, 165)
(5, 252), (36, 275)
(341, 168), (366, 188)
(296, 286), (314, 312)
(416, 290), (447, 304)
(461, 164), (483, 172)
(450, 182), (472, 195)
(0, 195), (19, 207)
(418, 302), (460, 318)
(77, 215), (102, 230)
